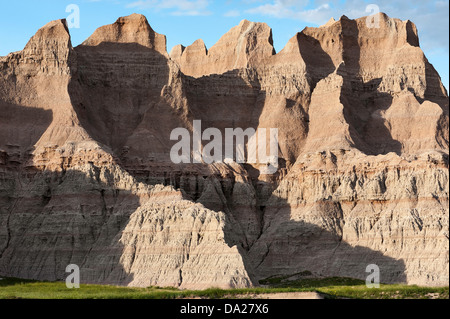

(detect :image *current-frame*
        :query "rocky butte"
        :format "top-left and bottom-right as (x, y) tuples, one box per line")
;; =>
(0, 13), (448, 289)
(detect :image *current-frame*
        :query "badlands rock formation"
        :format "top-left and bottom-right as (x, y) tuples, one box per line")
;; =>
(0, 13), (448, 288)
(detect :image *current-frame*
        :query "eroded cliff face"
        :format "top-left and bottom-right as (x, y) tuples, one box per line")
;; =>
(0, 13), (448, 288)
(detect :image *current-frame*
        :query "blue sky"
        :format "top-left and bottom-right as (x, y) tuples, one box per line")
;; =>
(0, 0), (448, 90)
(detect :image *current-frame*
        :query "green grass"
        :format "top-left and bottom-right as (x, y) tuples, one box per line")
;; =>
(317, 284), (449, 299)
(261, 275), (449, 299)
(0, 277), (448, 299)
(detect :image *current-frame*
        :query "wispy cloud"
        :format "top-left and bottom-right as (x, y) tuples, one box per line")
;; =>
(126, 0), (212, 16)
(245, 0), (449, 53)
(224, 9), (241, 17)
(246, 0), (331, 25)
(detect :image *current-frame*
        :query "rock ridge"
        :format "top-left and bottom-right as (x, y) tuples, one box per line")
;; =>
(0, 13), (448, 288)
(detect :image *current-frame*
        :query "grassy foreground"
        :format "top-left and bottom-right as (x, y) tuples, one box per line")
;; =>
(0, 277), (448, 299)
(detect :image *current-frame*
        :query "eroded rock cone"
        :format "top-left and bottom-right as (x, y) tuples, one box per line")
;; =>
(83, 13), (167, 54)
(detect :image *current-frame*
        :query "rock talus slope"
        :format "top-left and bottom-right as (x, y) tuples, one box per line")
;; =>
(0, 13), (448, 288)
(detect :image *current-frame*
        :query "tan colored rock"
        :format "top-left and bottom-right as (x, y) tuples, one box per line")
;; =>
(249, 151), (449, 286)
(169, 44), (185, 66)
(82, 14), (167, 54)
(176, 20), (275, 77)
(0, 13), (448, 289)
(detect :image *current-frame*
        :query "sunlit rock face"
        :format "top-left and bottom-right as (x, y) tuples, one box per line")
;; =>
(0, 13), (448, 288)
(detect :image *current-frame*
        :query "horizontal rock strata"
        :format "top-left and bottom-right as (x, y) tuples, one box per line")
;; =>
(0, 13), (448, 288)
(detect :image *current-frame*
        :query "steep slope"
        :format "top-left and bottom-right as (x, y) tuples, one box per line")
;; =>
(0, 13), (448, 288)
(171, 19), (275, 77)
(0, 17), (253, 289)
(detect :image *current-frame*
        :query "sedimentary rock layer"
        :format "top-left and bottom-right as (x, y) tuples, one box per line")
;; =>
(0, 13), (448, 288)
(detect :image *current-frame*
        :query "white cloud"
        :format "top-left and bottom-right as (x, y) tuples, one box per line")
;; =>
(247, 0), (329, 23)
(224, 9), (241, 17)
(245, 0), (449, 53)
(126, 0), (212, 16)
(246, 0), (331, 24)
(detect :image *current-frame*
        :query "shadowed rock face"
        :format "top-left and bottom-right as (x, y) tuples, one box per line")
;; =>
(0, 13), (448, 288)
